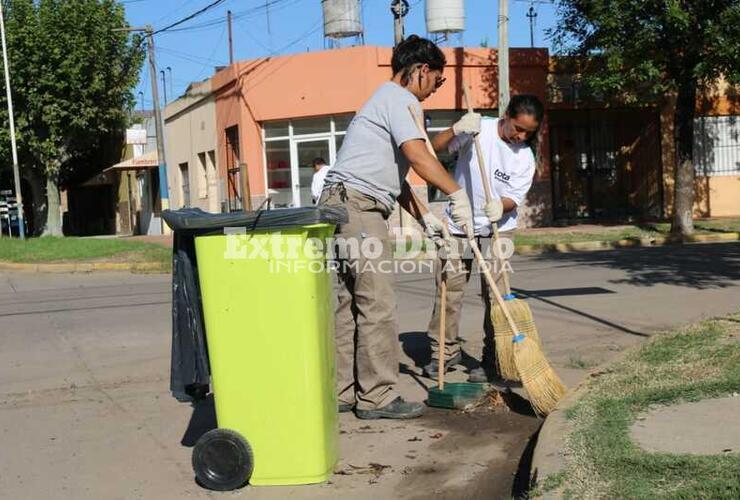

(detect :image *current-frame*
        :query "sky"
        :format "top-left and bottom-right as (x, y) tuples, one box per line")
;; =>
(124, 0), (559, 110)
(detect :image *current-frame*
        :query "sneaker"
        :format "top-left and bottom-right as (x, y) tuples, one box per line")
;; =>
(422, 351), (463, 379)
(355, 397), (425, 420)
(338, 402), (355, 413)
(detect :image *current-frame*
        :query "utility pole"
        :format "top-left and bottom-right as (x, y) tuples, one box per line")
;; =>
(227, 10), (234, 65)
(391, 0), (409, 47)
(115, 26), (171, 231)
(0, 2), (25, 239)
(526, 5), (537, 48)
(498, 0), (510, 115)
(160, 69), (167, 104)
(138, 91), (144, 113)
(145, 27), (171, 231)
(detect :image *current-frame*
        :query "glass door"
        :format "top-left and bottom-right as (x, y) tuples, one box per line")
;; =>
(293, 138), (332, 207)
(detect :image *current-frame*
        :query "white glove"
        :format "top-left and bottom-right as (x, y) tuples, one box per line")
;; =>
(448, 189), (474, 238)
(452, 111), (481, 136)
(421, 211), (450, 249)
(483, 198), (503, 223)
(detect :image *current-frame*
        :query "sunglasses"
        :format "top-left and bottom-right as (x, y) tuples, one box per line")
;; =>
(416, 64), (446, 90)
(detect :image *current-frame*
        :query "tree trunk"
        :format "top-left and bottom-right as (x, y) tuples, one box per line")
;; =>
(42, 174), (63, 236)
(670, 81), (697, 236)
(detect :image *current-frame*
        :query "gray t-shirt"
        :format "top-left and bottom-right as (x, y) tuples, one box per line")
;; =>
(323, 82), (424, 211)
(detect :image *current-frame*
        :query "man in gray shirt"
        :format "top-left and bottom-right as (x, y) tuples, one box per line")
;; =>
(320, 35), (480, 419)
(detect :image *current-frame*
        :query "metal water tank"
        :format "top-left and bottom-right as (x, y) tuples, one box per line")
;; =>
(322, 0), (363, 38)
(426, 0), (465, 34)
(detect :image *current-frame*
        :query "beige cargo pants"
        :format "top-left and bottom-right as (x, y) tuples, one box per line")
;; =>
(427, 232), (514, 370)
(319, 184), (400, 411)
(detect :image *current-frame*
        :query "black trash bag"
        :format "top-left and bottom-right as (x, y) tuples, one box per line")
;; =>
(164, 206), (348, 403)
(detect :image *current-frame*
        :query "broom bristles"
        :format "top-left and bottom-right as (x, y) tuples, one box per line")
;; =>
(512, 334), (567, 415)
(492, 297), (540, 381)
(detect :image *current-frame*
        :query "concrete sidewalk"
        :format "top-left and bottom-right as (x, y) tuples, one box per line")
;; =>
(0, 242), (738, 499)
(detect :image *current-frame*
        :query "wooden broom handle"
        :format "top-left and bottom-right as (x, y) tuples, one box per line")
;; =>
(408, 104), (450, 388)
(408, 103), (520, 335)
(461, 84), (512, 295)
(468, 235), (521, 335)
(438, 264), (446, 389)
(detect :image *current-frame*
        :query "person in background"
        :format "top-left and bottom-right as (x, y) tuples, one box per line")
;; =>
(311, 157), (331, 203)
(422, 94), (544, 384)
(320, 35), (479, 420)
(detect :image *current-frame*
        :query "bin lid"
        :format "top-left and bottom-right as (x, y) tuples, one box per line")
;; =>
(162, 206), (348, 232)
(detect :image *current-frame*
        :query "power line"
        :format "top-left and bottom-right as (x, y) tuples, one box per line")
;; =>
(153, 0), (229, 35)
(156, 0), (305, 35)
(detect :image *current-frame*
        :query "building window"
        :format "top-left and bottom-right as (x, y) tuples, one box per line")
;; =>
(265, 140), (291, 207)
(694, 115), (740, 175)
(179, 162), (190, 207)
(197, 152), (208, 199)
(261, 114), (353, 208)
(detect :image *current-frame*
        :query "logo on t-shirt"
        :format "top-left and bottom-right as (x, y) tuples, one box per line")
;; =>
(494, 168), (511, 183)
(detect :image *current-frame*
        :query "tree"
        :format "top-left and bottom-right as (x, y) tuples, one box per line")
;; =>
(550, 0), (740, 236)
(0, 0), (143, 235)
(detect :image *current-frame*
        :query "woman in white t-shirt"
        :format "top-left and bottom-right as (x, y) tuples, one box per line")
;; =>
(422, 94), (544, 384)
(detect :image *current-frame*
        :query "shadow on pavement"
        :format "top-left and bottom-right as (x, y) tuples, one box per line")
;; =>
(513, 290), (649, 338)
(528, 242), (740, 289)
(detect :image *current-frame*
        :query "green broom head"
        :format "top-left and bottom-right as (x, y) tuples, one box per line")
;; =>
(493, 294), (541, 381)
(512, 333), (567, 416)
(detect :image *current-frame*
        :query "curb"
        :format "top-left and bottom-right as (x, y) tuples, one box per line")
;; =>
(0, 261), (169, 274)
(398, 231), (740, 261)
(515, 231), (740, 255)
(529, 349), (636, 498)
(2, 232), (737, 273)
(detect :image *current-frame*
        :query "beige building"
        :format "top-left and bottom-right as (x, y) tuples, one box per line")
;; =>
(164, 79), (220, 213)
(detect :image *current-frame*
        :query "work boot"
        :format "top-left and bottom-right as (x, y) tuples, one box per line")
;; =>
(355, 397), (425, 420)
(467, 366), (491, 383)
(338, 402), (355, 413)
(468, 365), (522, 387)
(422, 351), (462, 379)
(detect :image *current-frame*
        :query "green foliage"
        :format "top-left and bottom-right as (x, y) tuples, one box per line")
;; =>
(0, 235), (170, 267)
(555, 316), (740, 498)
(549, 0), (740, 100)
(0, 0), (144, 182)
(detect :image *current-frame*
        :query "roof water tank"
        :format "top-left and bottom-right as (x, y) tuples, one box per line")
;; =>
(426, 0), (465, 34)
(322, 0), (363, 38)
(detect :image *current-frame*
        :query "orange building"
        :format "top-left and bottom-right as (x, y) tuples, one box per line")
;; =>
(163, 46), (739, 226)
(194, 45), (551, 225)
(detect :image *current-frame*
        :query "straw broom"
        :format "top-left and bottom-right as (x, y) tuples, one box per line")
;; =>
(410, 101), (565, 415)
(461, 83), (540, 381)
(468, 236), (566, 415)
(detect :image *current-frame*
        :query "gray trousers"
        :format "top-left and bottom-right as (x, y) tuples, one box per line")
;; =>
(426, 233), (513, 368)
(319, 184), (399, 411)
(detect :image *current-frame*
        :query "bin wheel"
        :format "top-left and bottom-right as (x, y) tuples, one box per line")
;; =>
(192, 428), (254, 491)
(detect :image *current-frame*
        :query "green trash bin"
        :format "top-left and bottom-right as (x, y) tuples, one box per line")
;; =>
(164, 206), (347, 491)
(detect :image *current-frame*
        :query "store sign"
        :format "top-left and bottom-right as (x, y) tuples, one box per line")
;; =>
(126, 128), (147, 145)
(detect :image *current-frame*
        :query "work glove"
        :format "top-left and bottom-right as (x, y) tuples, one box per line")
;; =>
(483, 198), (503, 223)
(421, 211), (451, 250)
(452, 111), (481, 136)
(448, 189), (475, 238)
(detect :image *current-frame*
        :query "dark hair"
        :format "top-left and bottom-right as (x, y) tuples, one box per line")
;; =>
(506, 94), (544, 124)
(312, 157), (327, 167)
(506, 94), (544, 147)
(391, 35), (446, 86)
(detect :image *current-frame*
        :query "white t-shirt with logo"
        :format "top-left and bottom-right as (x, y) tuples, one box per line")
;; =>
(445, 117), (535, 235)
